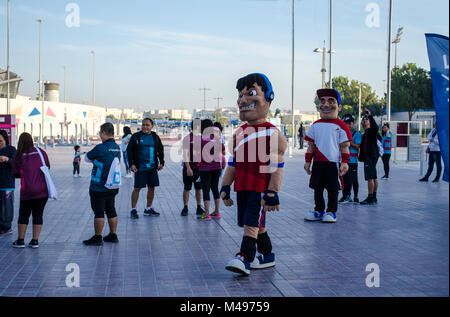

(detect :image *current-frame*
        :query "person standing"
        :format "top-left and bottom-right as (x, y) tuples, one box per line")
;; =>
(121, 126), (133, 178)
(298, 123), (305, 149)
(339, 115), (361, 203)
(11, 133), (50, 248)
(72, 145), (86, 177)
(419, 126), (441, 182)
(181, 119), (204, 216)
(198, 119), (225, 220)
(358, 108), (380, 205)
(381, 123), (392, 180)
(0, 130), (16, 235)
(83, 123), (121, 246)
(127, 118), (164, 218)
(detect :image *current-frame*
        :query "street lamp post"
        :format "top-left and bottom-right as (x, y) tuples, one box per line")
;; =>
(392, 27), (404, 70)
(63, 66), (66, 103)
(329, 0), (333, 88)
(36, 18), (45, 145)
(358, 83), (366, 131)
(91, 50), (95, 106)
(6, 0), (10, 114)
(290, 0), (295, 157)
(386, 0), (394, 122)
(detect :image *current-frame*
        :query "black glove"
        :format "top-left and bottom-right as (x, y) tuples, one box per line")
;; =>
(263, 190), (280, 206)
(220, 185), (231, 200)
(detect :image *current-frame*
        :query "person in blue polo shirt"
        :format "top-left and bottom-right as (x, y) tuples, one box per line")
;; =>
(339, 115), (362, 204)
(381, 123), (392, 180)
(127, 118), (164, 219)
(83, 123), (121, 246)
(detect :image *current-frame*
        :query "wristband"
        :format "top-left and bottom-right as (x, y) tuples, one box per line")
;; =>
(305, 153), (313, 163)
(263, 190), (280, 206)
(220, 185), (231, 200)
(341, 153), (350, 163)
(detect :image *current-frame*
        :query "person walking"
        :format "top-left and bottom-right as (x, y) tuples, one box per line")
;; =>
(298, 123), (305, 149)
(419, 126), (442, 182)
(11, 133), (50, 248)
(381, 123), (392, 179)
(181, 119), (204, 217)
(339, 115), (362, 204)
(83, 123), (121, 246)
(198, 119), (225, 220)
(127, 118), (164, 219)
(0, 130), (16, 236)
(358, 108), (380, 205)
(121, 126), (133, 178)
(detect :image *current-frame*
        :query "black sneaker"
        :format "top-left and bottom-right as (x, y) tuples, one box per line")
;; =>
(13, 239), (25, 248)
(130, 209), (139, 219)
(372, 197), (378, 204)
(381, 175), (389, 180)
(196, 206), (205, 216)
(28, 239), (39, 249)
(432, 178), (440, 183)
(0, 227), (12, 236)
(360, 197), (374, 205)
(144, 208), (160, 217)
(338, 196), (346, 203)
(419, 177), (428, 182)
(353, 198), (359, 204)
(181, 206), (188, 216)
(83, 235), (103, 246)
(103, 233), (119, 243)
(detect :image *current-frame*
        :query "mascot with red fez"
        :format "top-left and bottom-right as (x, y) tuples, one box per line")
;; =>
(220, 73), (287, 276)
(303, 88), (352, 223)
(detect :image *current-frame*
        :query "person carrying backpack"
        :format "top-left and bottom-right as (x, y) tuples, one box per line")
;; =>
(83, 123), (121, 246)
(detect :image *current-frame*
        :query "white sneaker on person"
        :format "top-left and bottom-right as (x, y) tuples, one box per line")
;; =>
(304, 210), (325, 221)
(321, 212), (337, 223)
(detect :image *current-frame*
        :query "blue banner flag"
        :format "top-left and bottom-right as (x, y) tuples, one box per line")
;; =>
(425, 33), (449, 182)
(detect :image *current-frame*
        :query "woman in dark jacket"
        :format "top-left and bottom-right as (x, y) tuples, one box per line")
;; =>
(0, 130), (16, 235)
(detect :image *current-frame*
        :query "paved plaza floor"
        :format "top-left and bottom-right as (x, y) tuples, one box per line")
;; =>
(0, 145), (448, 297)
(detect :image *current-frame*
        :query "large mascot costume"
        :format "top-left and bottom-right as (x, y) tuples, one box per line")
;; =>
(220, 73), (287, 276)
(303, 88), (352, 223)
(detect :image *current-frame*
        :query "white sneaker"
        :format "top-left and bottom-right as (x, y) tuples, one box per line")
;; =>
(225, 254), (250, 275)
(322, 212), (337, 223)
(304, 210), (324, 221)
(125, 173), (133, 178)
(250, 253), (276, 269)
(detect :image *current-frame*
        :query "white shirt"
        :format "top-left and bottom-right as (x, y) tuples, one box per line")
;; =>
(120, 134), (132, 152)
(427, 128), (440, 152)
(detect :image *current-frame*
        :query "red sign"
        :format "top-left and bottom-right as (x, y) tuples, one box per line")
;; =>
(0, 114), (16, 146)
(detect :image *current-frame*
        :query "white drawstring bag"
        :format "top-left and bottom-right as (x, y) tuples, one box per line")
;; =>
(35, 146), (58, 200)
(105, 156), (121, 190)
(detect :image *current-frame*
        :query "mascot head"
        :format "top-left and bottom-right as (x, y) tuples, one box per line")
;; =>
(317, 88), (342, 120)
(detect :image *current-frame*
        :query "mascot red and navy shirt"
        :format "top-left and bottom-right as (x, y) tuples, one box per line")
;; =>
(231, 121), (280, 193)
(304, 119), (353, 162)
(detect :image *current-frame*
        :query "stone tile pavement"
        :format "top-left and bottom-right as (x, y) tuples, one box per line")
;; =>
(0, 145), (448, 297)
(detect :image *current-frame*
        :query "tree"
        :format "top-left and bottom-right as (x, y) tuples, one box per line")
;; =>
(391, 63), (434, 121)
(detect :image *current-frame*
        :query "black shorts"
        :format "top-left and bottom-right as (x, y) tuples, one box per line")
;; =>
(364, 157), (378, 180)
(90, 190), (118, 219)
(182, 167), (202, 191)
(237, 191), (266, 228)
(134, 168), (160, 188)
(309, 161), (341, 191)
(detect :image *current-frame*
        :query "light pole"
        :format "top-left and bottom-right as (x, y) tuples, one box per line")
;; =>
(6, 0), (10, 114)
(36, 18), (45, 144)
(357, 82), (366, 131)
(91, 50), (95, 106)
(314, 42), (327, 89)
(386, 0), (394, 122)
(392, 26), (403, 69)
(329, 0), (333, 88)
(290, 0), (295, 157)
(199, 86), (210, 118)
(63, 65), (66, 103)
(37, 19), (42, 101)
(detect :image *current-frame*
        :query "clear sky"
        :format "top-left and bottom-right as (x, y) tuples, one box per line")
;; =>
(0, 0), (448, 112)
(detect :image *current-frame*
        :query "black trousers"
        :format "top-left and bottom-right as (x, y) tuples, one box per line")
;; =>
(18, 198), (48, 225)
(424, 151), (442, 180)
(382, 154), (391, 177)
(314, 187), (338, 213)
(73, 162), (80, 175)
(199, 169), (221, 201)
(343, 163), (359, 198)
